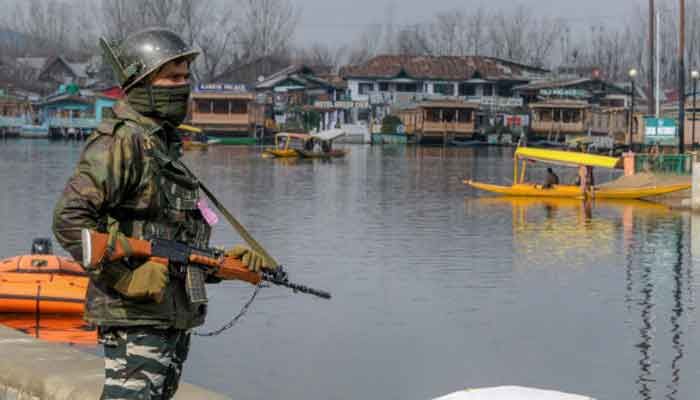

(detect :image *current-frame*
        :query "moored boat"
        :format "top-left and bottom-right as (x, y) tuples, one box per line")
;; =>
(466, 147), (691, 200)
(0, 240), (87, 314)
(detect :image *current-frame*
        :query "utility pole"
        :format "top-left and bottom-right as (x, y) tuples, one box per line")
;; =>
(679, 0), (686, 153)
(649, 0), (655, 116)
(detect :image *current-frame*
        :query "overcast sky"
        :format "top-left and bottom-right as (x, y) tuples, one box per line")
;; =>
(293, 0), (648, 46)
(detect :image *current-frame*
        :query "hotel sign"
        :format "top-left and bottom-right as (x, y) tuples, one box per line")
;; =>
(314, 100), (369, 109)
(539, 88), (589, 98)
(197, 83), (248, 93)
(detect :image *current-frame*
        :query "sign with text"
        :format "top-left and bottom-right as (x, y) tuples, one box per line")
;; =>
(539, 88), (589, 98)
(314, 100), (369, 109)
(644, 117), (678, 145)
(480, 96), (523, 108)
(197, 83), (248, 93)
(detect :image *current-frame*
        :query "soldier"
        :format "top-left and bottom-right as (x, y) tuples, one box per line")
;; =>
(52, 28), (270, 399)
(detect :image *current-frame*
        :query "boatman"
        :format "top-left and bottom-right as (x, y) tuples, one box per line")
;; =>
(52, 28), (272, 399)
(543, 167), (560, 189)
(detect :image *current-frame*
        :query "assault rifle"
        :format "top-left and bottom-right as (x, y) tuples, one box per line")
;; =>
(81, 229), (331, 300)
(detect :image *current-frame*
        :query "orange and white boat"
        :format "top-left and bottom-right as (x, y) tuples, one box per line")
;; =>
(0, 245), (87, 314)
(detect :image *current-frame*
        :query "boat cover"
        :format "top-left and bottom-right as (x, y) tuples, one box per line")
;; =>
(433, 386), (595, 400)
(515, 147), (622, 169)
(311, 128), (346, 142)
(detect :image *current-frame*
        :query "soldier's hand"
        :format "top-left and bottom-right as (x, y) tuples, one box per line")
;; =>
(113, 259), (169, 303)
(225, 245), (274, 272)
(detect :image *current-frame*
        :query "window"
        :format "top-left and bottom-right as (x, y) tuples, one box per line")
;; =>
(396, 83), (418, 93)
(379, 82), (389, 91)
(230, 100), (247, 114)
(213, 100), (228, 114)
(196, 100), (211, 113)
(562, 110), (581, 123)
(442, 109), (456, 122)
(459, 84), (476, 96)
(457, 110), (472, 123)
(426, 109), (441, 122)
(434, 83), (455, 96)
(359, 82), (374, 95)
(540, 110), (553, 122)
(497, 84), (511, 97)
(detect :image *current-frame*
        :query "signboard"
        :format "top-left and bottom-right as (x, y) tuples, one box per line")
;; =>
(197, 83), (248, 93)
(644, 117), (678, 145)
(539, 88), (589, 98)
(314, 100), (369, 109)
(504, 114), (530, 127)
(480, 96), (523, 108)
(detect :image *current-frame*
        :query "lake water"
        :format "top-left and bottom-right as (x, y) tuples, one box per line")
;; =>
(1, 139), (699, 400)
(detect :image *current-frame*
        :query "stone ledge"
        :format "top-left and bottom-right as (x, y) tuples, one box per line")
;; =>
(0, 325), (230, 400)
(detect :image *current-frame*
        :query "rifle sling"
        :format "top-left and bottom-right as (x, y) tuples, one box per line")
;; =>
(151, 145), (279, 268)
(197, 181), (279, 268)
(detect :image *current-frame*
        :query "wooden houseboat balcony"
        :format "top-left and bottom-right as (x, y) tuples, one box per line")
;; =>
(530, 100), (590, 136)
(421, 121), (475, 136)
(397, 100), (479, 139)
(189, 92), (257, 134)
(531, 121), (586, 134)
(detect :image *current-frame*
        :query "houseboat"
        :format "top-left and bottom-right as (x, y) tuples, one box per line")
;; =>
(529, 100), (591, 144)
(396, 100), (479, 144)
(0, 93), (32, 137)
(189, 89), (265, 144)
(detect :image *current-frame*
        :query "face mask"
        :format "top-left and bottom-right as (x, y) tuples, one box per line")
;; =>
(127, 84), (191, 127)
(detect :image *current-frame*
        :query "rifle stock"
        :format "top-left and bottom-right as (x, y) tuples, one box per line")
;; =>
(81, 229), (261, 284)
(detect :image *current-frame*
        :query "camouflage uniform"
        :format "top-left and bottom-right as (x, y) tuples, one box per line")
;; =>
(53, 29), (211, 399)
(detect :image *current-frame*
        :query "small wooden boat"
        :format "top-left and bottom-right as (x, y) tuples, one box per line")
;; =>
(182, 138), (220, 150)
(262, 133), (310, 158)
(466, 147), (691, 199)
(466, 181), (690, 199)
(298, 129), (348, 158)
(0, 248), (87, 314)
(178, 124), (220, 150)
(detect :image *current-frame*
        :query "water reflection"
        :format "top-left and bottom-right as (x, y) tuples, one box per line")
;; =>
(473, 197), (670, 267)
(471, 196), (696, 399)
(0, 314), (97, 346)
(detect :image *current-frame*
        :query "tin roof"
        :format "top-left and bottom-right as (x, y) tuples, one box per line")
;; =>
(340, 55), (549, 81)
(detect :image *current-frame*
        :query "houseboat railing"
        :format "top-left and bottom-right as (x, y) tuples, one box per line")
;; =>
(0, 116), (30, 127)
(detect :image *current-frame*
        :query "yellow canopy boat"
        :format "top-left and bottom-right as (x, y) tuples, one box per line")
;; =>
(465, 147), (690, 199)
(178, 124), (220, 150)
(262, 133), (310, 158)
(263, 131), (348, 159)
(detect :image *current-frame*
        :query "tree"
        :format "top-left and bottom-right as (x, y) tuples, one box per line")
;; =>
(235, 0), (301, 62)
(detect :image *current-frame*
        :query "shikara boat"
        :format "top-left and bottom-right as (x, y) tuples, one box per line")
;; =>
(263, 131), (348, 159)
(262, 133), (310, 158)
(465, 147), (691, 199)
(297, 129), (348, 159)
(0, 252), (87, 314)
(178, 124), (220, 150)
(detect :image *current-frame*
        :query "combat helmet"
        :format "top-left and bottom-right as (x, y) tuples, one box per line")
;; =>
(99, 28), (199, 92)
